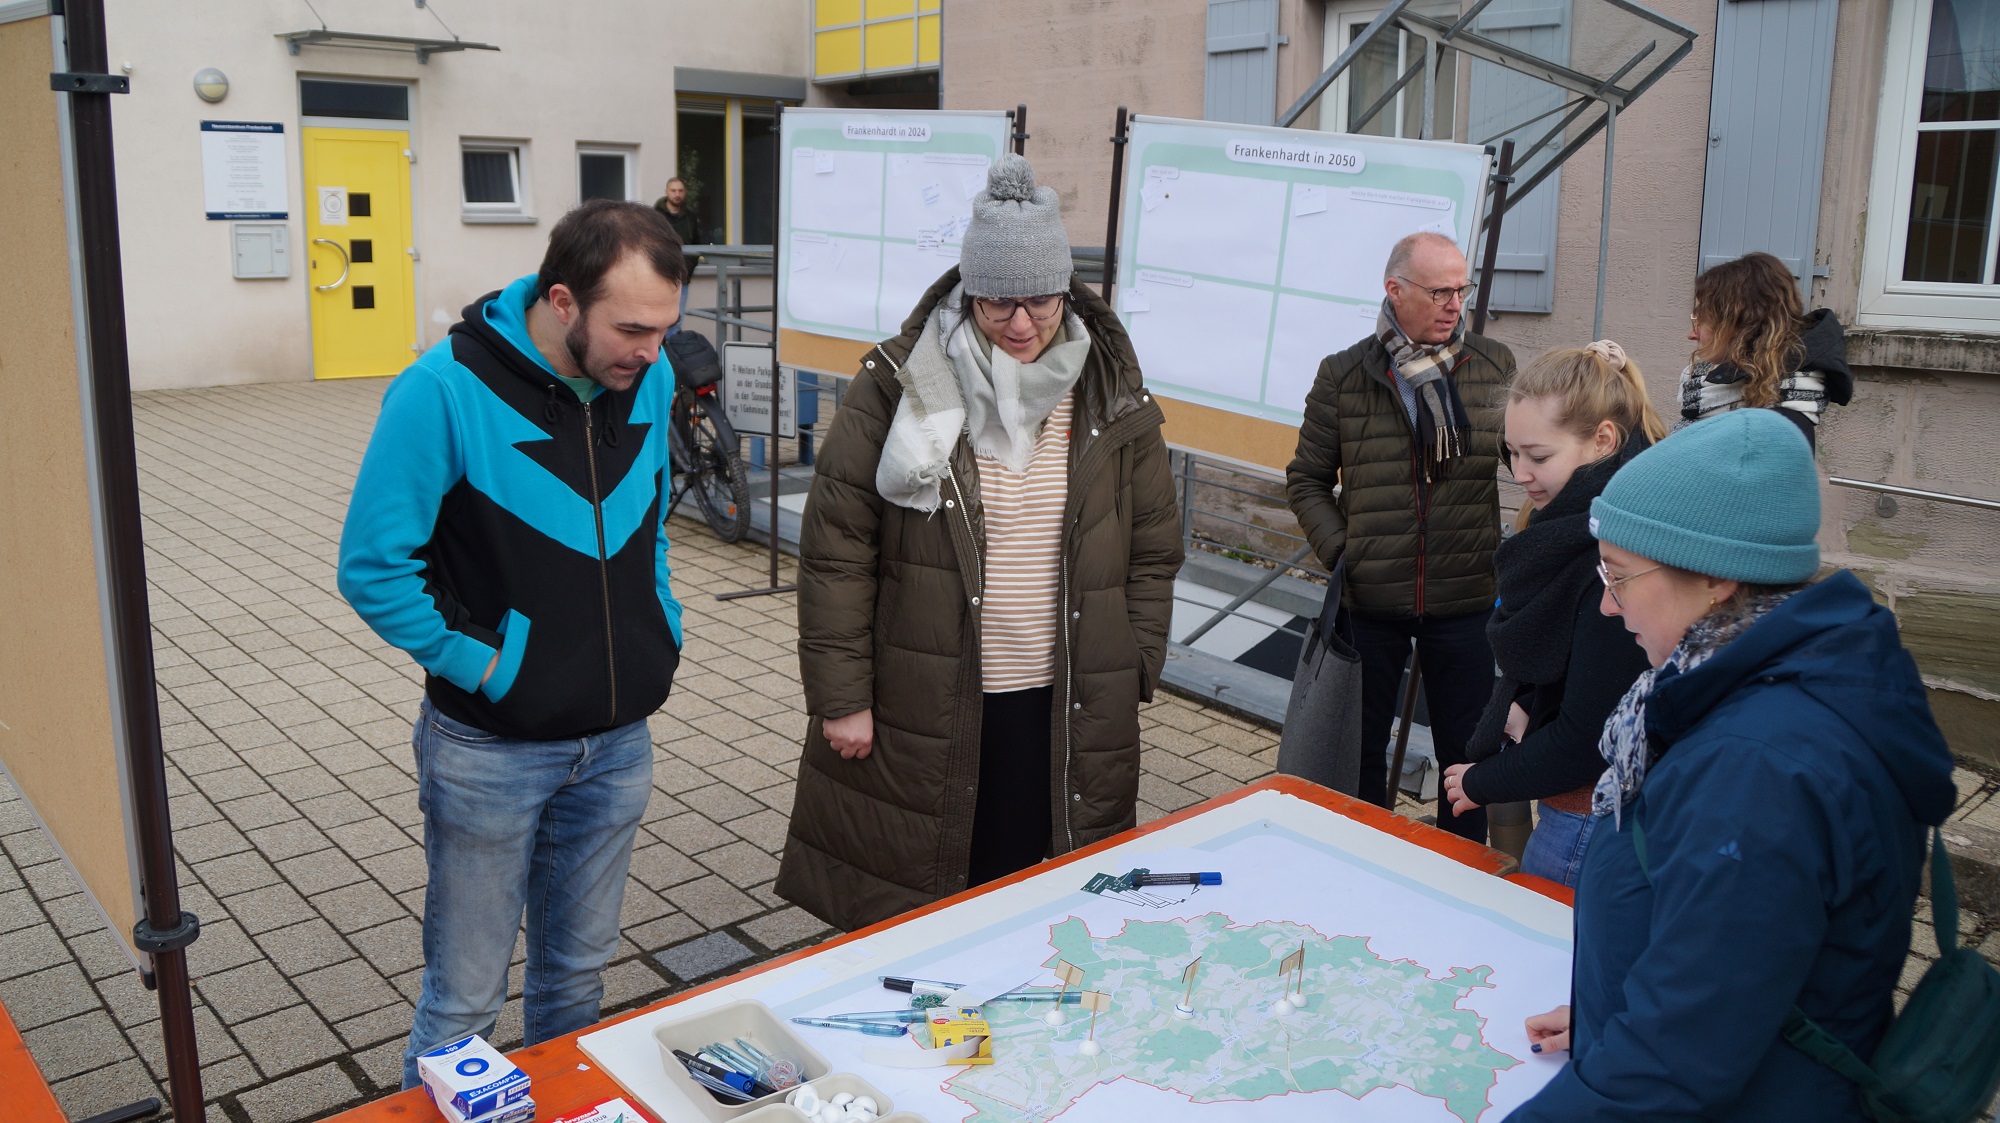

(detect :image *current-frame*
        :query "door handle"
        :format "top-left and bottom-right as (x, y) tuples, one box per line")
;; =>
(312, 237), (350, 292)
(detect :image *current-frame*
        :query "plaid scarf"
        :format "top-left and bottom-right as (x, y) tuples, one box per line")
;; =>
(1377, 301), (1470, 483)
(1591, 588), (1797, 825)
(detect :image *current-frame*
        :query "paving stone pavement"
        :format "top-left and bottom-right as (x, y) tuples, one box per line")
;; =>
(1, 378), (1994, 1122)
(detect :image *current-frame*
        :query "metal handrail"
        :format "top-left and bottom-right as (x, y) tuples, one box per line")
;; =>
(1828, 477), (2000, 513)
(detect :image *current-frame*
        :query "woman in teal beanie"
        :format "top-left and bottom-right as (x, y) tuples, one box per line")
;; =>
(1511, 408), (1957, 1121)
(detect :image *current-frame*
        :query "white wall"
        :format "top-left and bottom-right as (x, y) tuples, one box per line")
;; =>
(106, 0), (808, 390)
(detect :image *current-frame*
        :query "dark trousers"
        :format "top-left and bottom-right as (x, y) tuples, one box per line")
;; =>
(1353, 610), (1495, 843)
(968, 686), (1055, 887)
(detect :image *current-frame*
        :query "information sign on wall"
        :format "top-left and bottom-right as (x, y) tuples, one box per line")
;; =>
(723, 342), (794, 434)
(200, 120), (288, 220)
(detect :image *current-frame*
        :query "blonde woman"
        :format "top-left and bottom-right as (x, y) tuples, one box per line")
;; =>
(1442, 341), (1665, 886)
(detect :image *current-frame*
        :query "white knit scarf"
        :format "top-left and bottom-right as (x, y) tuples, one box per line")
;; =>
(874, 285), (1089, 511)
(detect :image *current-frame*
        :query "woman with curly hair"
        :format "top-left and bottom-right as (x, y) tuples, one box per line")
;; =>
(1681, 251), (1852, 450)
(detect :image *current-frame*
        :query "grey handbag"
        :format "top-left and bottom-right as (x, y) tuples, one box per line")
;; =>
(1276, 560), (1363, 796)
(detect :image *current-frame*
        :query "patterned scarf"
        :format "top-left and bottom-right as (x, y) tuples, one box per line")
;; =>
(1377, 301), (1470, 483)
(1591, 589), (1797, 825)
(1675, 359), (1827, 433)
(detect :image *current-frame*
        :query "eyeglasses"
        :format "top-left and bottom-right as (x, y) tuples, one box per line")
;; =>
(1394, 276), (1477, 307)
(1596, 559), (1663, 609)
(973, 294), (1066, 323)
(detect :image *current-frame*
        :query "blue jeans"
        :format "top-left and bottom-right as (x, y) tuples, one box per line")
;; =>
(401, 699), (655, 1089)
(1521, 804), (1600, 887)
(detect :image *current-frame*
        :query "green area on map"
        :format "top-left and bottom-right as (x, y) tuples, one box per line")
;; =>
(943, 913), (1519, 1123)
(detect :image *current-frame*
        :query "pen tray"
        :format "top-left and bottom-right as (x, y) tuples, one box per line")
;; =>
(651, 999), (833, 1121)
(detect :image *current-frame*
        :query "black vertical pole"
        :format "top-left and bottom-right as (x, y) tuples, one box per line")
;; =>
(1470, 139), (1514, 337)
(55, 1), (205, 1119)
(765, 100), (786, 590)
(1012, 103), (1028, 155)
(1100, 106), (1129, 303)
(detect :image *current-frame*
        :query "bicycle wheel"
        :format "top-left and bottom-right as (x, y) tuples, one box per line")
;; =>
(687, 405), (752, 543)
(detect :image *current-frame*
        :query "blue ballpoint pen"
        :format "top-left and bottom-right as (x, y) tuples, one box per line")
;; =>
(791, 1016), (909, 1037)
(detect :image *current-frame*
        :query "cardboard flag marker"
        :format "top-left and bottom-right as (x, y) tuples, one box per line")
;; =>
(1176, 957), (1203, 1019)
(1078, 990), (1111, 1056)
(1046, 959), (1085, 1027)
(1275, 944), (1306, 1015)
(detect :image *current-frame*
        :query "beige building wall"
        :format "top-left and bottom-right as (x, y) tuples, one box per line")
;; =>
(105, 0), (808, 391)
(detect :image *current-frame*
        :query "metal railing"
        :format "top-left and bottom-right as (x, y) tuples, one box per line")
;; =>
(1828, 477), (2000, 514)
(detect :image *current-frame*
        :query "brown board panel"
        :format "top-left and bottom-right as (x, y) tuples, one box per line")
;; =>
(0, 15), (140, 965)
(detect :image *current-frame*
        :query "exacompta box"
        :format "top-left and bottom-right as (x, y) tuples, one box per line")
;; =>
(434, 1096), (536, 1123)
(417, 1034), (531, 1120)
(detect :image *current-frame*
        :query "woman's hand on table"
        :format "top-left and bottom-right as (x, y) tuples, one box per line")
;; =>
(1525, 1006), (1572, 1054)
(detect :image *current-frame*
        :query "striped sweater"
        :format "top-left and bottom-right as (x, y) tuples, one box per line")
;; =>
(977, 392), (1072, 691)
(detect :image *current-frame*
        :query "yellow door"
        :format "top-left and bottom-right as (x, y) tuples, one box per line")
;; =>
(303, 127), (416, 379)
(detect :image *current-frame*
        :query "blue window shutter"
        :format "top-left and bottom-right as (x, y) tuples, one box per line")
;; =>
(1697, 0), (1839, 298)
(1205, 0), (1280, 125)
(1468, 0), (1570, 314)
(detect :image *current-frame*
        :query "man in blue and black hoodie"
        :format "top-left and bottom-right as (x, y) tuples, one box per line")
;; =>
(337, 200), (688, 1087)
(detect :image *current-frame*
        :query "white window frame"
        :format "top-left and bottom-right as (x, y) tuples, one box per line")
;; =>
(460, 139), (533, 224)
(1320, 1), (1453, 140)
(576, 144), (638, 204)
(1857, 0), (2000, 330)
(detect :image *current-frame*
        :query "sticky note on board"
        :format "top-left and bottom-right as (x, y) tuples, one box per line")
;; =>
(890, 154), (918, 175)
(916, 227), (941, 251)
(1142, 180), (1169, 212)
(814, 151), (837, 175)
(1145, 165), (1181, 180)
(1293, 184), (1328, 217)
(1120, 288), (1151, 314)
(922, 183), (943, 206)
(963, 172), (985, 197)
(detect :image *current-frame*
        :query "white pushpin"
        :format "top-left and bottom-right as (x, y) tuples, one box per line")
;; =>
(790, 1084), (821, 1114)
(1273, 996), (1296, 1016)
(1078, 1037), (1102, 1056)
(830, 1093), (855, 1108)
(853, 1096), (879, 1117)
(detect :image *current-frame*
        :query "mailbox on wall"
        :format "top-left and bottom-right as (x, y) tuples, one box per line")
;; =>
(231, 221), (289, 279)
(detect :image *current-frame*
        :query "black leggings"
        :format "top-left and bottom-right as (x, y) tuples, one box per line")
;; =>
(968, 686), (1054, 887)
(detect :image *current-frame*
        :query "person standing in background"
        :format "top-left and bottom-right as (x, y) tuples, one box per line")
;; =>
(1680, 251), (1852, 450)
(1286, 231), (1512, 841)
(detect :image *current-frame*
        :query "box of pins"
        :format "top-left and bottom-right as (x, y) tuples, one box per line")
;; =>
(651, 1000), (832, 1121)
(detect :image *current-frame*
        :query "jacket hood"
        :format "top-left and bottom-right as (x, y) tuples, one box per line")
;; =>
(1648, 570), (1956, 826)
(1796, 308), (1853, 406)
(455, 274), (567, 387)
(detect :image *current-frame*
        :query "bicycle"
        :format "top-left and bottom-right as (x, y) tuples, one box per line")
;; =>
(663, 330), (752, 543)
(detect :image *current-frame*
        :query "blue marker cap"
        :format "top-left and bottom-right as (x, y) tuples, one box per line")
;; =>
(1199, 872), (1222, 885)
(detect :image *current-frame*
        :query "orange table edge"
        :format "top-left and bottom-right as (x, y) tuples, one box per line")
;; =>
(0, 992), (68, 1122)
(327, 776), (1573, 1121)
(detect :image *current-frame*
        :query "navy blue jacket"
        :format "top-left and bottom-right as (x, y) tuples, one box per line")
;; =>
(1512, 572), (1956, 1121)
(338, 275), (684, 741)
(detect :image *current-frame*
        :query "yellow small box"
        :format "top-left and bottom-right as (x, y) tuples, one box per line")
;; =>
(923, 1007), (993, 1065)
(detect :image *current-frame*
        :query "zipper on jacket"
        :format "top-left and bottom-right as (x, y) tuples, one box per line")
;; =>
(945, 464), (983, 598)
(1056, 399), (1157, 852)
(583, 399), (617, 723)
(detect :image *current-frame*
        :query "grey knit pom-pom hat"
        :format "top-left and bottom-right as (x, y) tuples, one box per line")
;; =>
(958, 154), (1073, 299)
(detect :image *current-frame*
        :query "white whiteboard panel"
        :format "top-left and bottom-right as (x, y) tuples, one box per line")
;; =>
(779, 109), (1011, 344)
(1116, 116), (1490, 425)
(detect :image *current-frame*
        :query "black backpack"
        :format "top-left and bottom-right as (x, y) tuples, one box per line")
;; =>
(664, 329), (722, 390)
(1632, 820), (2000, 1122)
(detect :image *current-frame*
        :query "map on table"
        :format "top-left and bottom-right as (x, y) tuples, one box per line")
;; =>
(948, 913), (1518, 1123)
(579, 790), (1573, 1123)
